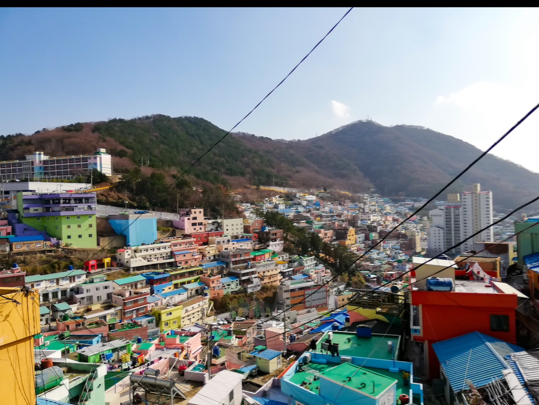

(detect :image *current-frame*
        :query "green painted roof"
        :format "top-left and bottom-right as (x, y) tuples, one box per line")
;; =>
(53, 302), (71, 312)
(320, 363), (397, 397)
(137, 342), (154, 351)
(250, 249), (273, 256)
(39, 307), (50, 315)
(114, 275), (146, 285)
(26, 269), (86, 283)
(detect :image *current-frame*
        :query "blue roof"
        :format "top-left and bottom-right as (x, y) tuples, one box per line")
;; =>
(309, 322), (344, 334)
(221, 276), (239, 284)
(432, 332), (524, 392)
(146, 296), (162, 303)
(238, 364), (258, 373)
(37, 398), (72, 405)
(173, 250), (192, 255)
(251, 398), (287, 405)
(524, 252), (539, 271)
(183, 281), (205, 289)
(11, 235), (45, 242)
(201, 261), (227, 268)
(160, 288), (187, 298)
(253, 349), (282, 360)
(232, 238), (251, 243)
(141, 272), (169, 280)
(291, 274), (309, 280)
(133, 315), (155, 321)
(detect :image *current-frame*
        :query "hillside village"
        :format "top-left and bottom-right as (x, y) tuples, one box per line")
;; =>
(2, 147), (539, 405)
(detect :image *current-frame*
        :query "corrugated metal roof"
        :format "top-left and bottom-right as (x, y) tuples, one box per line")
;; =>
(114, 275), (146, 285)
(53, 302), (71, 312)
(26, 269), (86, 282)
(159, 289), (187, 298)
(183, 281), (205, 289)
(221, 276), (238, 283)
(11, 235), (45, 242)
(432, 332), (524, 393)
(253, 349), (282, 360)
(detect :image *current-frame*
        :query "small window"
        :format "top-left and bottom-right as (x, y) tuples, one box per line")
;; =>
(77, 216), (81, 220)
(78, 235), (82, 238)
(47, 217), (50, 221)
(36, 217), (41, 221)
(67, 225), (71, 229)
(67, 235), (71, 239)
(89, 224), (93, 228)
(55, 226), (59, 230)
(77, 224), (81, 228)
(66, 216), (70, 220)
(490, 314), (510, 332)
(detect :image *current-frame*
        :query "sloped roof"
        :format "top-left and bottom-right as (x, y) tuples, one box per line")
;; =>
(433, 331), (524, 393)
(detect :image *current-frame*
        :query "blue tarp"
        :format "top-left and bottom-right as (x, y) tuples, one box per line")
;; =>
(524, 252), (539, 271)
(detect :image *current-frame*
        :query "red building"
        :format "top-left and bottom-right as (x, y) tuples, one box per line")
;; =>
(0, 265), (25, 288)
(410, 280), (520, 379)
(184, 231), (224, 246)
(244, 219), (264, 235)
(112, 290), (150, 321)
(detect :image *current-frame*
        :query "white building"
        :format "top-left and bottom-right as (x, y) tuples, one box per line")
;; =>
(0, 148), (112, 182)
(71, 275), (116, 306)
(462, 183), (494, 251)
(116, 242), (174, 271)
(220, 218), (244, 238)
(188, 370), (244, 405)
(25, 268), (86, 304)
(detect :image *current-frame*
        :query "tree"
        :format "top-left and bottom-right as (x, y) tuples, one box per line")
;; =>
(87, 169), (108, 185)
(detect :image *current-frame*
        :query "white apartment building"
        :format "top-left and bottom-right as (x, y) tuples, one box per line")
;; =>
(220, 218), (244, 238)
(462, 183), (494, 251)
(25, 268), (87, 304)
(181, 296), (209, 328)
(116, 242), (175, 271)
(71, 275), (116, 306)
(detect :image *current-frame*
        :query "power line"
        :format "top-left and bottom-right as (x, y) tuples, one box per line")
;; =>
(38, 6), (354, 289)
(260, 99), (539, 324)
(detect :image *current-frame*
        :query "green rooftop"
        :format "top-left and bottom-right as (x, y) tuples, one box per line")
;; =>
(179, 336), (190, 343)
(26, 269), (86, 283)
(250, 249), (273, 256)
(321, 363), (396, 397)
(290, 362), (404, 398)
(137, 342), (154, 351)
(114, 275), (146, 285)
(314, 332), (400, 361)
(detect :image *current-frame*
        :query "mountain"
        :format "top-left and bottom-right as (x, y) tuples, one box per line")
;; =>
(1, 115), (537, 210)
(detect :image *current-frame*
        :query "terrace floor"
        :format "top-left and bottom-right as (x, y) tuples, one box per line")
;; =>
(313, 332), (400, 360)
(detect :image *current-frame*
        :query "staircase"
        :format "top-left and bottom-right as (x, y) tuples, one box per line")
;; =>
(78, 369), (98, 404)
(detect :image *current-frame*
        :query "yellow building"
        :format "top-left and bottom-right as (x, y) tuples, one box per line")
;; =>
(153, 305), (183, 332)
(338, 227), (356, 247)
(0, 287), (40, 405)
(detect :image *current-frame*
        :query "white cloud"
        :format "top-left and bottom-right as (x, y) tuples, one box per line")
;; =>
(432, 81), (539, 172)
(331, 100), (351, 118)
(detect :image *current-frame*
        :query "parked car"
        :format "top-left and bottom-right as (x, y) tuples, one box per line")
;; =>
(225, 317), (232, 323)
(218, 319), (226, 325)
(235, 316), (246, 322)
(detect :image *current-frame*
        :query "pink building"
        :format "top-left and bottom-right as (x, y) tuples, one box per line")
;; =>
(264, 327), (287, 352)
(0, 220), (12, 237)
(157, 331), (203, 361)
(314, 229), (333, 243)
(173, 250), (202, 268)
(174, 208), (205, 234)
(200, 274), (224, 299)
(169, 238), (198, 253)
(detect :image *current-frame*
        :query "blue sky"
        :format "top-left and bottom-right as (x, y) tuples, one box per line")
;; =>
(2, 8), (539, 171)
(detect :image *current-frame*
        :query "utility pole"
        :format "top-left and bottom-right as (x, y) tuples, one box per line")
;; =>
(207, 324), (214, 380)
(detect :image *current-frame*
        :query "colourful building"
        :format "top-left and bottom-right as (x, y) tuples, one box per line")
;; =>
(174, 208), (205, 234)
(410, 279), (520, 379)
(108, 213), (157, 246)
(17, 191), (97, 248)
(200, 274), (224, 299)
(153, 305), (183, 331)
(220, 276), (241, 294)
(0, 287), (40, 405)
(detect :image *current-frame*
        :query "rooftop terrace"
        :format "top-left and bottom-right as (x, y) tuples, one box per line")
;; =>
(313, 331), (400, 361)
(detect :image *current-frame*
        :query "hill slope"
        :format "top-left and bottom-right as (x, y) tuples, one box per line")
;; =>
(1, 115), (537, 210)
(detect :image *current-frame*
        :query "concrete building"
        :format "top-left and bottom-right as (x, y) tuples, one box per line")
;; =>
(71, 274), (115, 306)
(153, 305), (183, 332)
(181, 296), (208, 327)
(108, 212), (157, 246)
(116, 242), (175, 271)
(220, 276), (241, 294)
(112, 275), (151, 321)
(188, 370), (244, 405)
(174, 208), (205, 234)
(278, 278), (328, 312)
(0, 265), (25, 288)
(0, 148), (111, 182)
(462, 183), (494, 251)
(25, 267), (86, 304)
(16, 191), (97, 248)
(220, 218), (244, 238)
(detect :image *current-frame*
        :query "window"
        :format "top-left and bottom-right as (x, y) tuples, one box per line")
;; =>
(66, 217), (70, 220)
(67, 235), (71, 239)
(97, 296), (102, 302)
(89, 234), (93, 238)
(47, 217), (50, 221)
(55, 226), (59, 230)
(55, 217), (58, 221)
(78, 235), (82, 238)
(166, 312), (172, 316)
(77, 216), (81, 220)
(37, 217), (41, 221)
(89, 224), (93, 228)
(52, 291), (58, 299)
(96, 287), (100, 291)
(86, 289), (90, 293)
(15, 243), (21, 249)
(490, 314), (510, 332)
(67, 225), (71, 229)
(164, 322), (169, 327)
(78, 225), (81, 228)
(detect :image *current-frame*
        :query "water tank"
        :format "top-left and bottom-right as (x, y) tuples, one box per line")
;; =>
(426, 277), (454, 292)
(67, 265), (73, 270)
(357, 325), (372, 338)
(289, 334), (296, 343)
(35, 366), (64, 395)
(213, 345), (221, 357)
(331, 322), (340, 331)
(303, 353), (311, 364)
(144, 368), (160, 377)
(41, 358), (53, 370)
(388, 341), (394, 353)
(136, 337), (143, 344)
